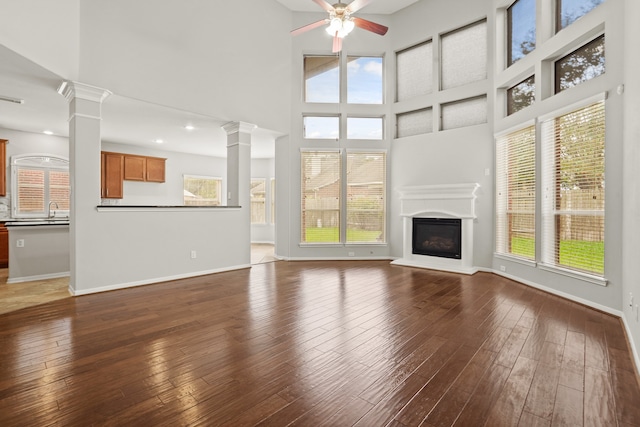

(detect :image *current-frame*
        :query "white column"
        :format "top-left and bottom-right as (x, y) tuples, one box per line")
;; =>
(222, 121), (255, 263)
(58, 81), (111, 293)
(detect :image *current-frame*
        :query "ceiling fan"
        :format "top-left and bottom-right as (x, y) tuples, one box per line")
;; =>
(291, 0), (389, 53)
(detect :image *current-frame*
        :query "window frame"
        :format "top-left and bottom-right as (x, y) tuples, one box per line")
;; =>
(11, 154), (70, 219)
(183, 174), (222, 206)
(554, 34), (605, 94)
(250, 178), (267, 225)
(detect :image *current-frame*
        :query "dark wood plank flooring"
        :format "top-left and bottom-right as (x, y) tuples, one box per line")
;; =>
(0, 260), (639, 426)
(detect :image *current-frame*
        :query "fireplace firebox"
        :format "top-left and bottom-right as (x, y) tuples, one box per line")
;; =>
(412, 218), (462, 259)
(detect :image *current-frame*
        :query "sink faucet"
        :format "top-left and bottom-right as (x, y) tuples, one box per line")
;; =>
(48, 201), (59, 218)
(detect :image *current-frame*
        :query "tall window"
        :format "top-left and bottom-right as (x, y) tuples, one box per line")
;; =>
(301, 151), (341, 243)
(541, 101), (605, 275)
(347, 152), (386, 243)
(347, 56), (383, 104)
(555, 35), (605, 93)
(441, 20), (487, 90)
(396, 41), (433, 101)
(507, 76), (535, 115)
(557, 0), (605, 32)
(508, 0), (536, 66)
(496, 125), (536, 260)
(250, 179), (266, 224)
(183, 175), (221, 206)
(12, 155), (69, 218)
(270, 178), (276, 224)
(304, 56), (340, 103)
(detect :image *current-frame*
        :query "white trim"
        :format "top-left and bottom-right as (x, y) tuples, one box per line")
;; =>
(391, 259), (478, 275)
(622, 314), (640, 376)
(68, 112), (102, 121)
(251, 240), (275, 245)
(492, 269), (618, 316)
(7, 271), (70, 284)
(221, 121), (257, 135)
(494, 118), (536, 139)
(538, 263), (607, 287)
(494, 253), (537, 268)
(285, 256), (393, 261)
(538, 92), (607, 123)
(70, 264), (251, 296)
(96, 206), (241, 212)
(57, 80), (111, 103)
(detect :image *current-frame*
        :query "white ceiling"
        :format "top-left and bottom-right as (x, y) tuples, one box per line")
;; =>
(0, 45), (280, 159)
(275, 0), (420, 15)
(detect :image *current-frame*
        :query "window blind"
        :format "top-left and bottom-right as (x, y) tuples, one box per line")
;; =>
(397, 108), (433, 138)
(301, 151), (341, 243)
(496, 125), (536, 260)
(441, 95), (487, 130)
(346, 151), (386, 243)
(541, 101), (605, 275)
(396, 41), (433, 102)
(441, 20), (487, 90)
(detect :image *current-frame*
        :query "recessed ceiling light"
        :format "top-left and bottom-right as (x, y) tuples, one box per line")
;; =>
(154, 139), (164, 144)
(43, 130), (53, 135)
(184, 125), (195, 131)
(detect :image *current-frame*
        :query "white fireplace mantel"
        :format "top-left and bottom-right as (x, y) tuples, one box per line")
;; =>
(392, 183), (480, 274)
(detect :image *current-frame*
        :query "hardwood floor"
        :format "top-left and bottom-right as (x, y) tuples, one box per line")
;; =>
(0, 269), (70, 315)
(0, 260), (638, 426)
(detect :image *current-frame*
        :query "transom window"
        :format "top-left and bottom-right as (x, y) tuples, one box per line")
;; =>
(507, 0), (536, 66)
(507, 75), (535, 115)
(555, 35), (605, 93)
(557, 0), (605, 32)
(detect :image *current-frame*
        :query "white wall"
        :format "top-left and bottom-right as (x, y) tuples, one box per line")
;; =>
(389, 0), (495, 268)
(622, 0), (640, 365)
(102, 141), (227, 206)
(78, 0), (292, 133)
(0, 0), (80, 80)
(251, 158), (275, 243)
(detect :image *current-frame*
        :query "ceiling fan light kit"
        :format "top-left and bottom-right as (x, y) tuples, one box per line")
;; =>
(292, 0), (388, 53)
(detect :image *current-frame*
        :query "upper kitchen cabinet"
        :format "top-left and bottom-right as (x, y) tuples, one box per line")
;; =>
(101, 151), (124, 199)
(123, 154), (165, 183)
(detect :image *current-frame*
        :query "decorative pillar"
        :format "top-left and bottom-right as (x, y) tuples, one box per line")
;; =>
(222, 121), (255, 265)
(58, 81), (111, 293)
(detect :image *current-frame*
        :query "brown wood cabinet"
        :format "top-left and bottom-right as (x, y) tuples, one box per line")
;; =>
(0, 139), (7, 197)
(0, 223), (8, 268)
(145, 157), (166, 182)
(123, 155), (147, 181)
(101, 152), (124, 199)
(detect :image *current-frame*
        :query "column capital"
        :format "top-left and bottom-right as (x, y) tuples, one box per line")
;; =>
(57, 81), (112, 104)
(221, 121), (257, 135)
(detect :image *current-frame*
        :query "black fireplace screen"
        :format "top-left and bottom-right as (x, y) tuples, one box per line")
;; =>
(412, 218), (462, 259)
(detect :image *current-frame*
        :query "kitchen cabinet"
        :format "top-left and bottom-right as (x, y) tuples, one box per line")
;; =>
(0, 139), (7, 197)
(123, 154), (165, 183)
(101, 152), (124, 199)
(145, 157), (166, 182)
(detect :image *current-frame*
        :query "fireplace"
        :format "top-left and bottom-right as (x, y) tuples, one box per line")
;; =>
(412, 218), (461, 259)
(392, 183), (480, 274)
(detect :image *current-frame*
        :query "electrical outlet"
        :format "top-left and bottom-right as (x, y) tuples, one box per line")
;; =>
(16, 239), (24, 248)
(190, 250), (197, 259)
(500, 265), (506, 272)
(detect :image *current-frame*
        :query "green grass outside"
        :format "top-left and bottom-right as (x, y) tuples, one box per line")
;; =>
(305, 227), (381, 243)
(510, 237), (604, 274)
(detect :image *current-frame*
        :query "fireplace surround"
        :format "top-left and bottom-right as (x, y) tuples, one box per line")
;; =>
(392, 183), (480, 274)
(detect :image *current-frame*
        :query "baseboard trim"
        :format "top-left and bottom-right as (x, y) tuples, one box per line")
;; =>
(7, 271), (70, 284)
(70, 264), (251, 296)
(622, 314), (640, 377)
(390, 259), (478, 275)
(285, 256), (394, 262)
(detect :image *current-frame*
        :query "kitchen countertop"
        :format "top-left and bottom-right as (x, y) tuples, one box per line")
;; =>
(5, 219), (70, 227)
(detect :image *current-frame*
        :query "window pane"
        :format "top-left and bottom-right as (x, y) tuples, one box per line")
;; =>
(496, 125), (536, 260)
(441, 96), (487, 130)
(441, 20), (487, 90)
(251, 179), (266, 224)
(508, 0), (536, 66)
(17, 168), (45, 214)
(397, 41), (433, 101)
(347, 117), (383, 140)
(347, 152), (386, 243)
(303, 116), (339, 139)
(397, 108), (433, 138)
(541, 101), (605, 275)
(347, 56), (383, 104)
(557, 0), (605, 32)
(507, 75), (535, 115)
(271, 179), (276, 224)
(49, 170), (70, 210)
(304, 55), (339, 103)
(555, 35), (605, 93)
(183, 175), (221, 206)
(301, 151), (341, 243)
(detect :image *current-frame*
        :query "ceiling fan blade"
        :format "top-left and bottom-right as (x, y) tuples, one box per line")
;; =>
(332, 33), (343, 53)
(291, 19), (328, 36)
(346, 0), (372, 13)
(312, 0), (335, 13)
(353, 17), (388, 35)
